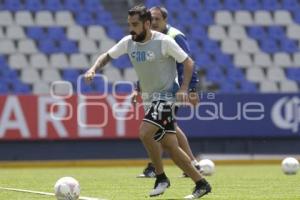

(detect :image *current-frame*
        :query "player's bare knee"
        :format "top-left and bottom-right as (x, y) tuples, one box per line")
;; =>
(161, 141), (177, 153)
(138, 130), (147, 141)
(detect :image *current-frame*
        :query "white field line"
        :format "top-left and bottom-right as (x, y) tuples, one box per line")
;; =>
(0, 186), (105, 200)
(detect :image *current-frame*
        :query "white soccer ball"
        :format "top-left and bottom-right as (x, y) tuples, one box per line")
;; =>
(199, 159), (215, 176)
(281, 157), (299, 175)
(54, 177), (80, 200)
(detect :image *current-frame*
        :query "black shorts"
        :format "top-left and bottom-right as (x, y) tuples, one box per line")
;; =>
(143, 100), (177, 141)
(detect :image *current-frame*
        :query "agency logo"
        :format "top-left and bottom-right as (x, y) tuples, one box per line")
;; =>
(271, 97), (300, 133)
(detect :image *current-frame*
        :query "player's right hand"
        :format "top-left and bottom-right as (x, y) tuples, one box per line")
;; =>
(84, 69), (95, 83)
(130, 90), (138, 106)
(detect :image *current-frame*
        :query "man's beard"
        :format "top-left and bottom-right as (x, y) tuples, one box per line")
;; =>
(131, 28), (147, 42)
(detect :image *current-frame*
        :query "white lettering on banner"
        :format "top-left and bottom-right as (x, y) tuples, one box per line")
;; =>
(0, 96), (30, 138)
(38, 96), (68, 138)
(77, 97), (103, 137)
(271, 97), (300, 133)
(196, 102), (219, 120)
(243, 102), (265, 120)
(196, 102), (265, 120)
(106, 95), (132, 137)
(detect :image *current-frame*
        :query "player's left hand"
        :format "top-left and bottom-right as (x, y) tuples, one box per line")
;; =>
(84, 69), (95, 83)
(188, 92), (199, 107)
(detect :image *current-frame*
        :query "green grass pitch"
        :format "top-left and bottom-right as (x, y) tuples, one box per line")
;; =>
(0, 164), (299, 200)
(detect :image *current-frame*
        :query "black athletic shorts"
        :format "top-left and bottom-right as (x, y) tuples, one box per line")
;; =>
(143, 100), (177, 141)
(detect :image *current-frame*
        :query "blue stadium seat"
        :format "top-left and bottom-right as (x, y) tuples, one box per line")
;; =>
(243, 0), (261, 11)
(185, 0), (203, 12)
(260, 39), (279, 53)
(189, 42), (202, 59)
(262, 0), (281, 11)
(196, 11), (214, 25)
(3, 0), (22, 11)
(165, 0), (183, 13)
(282, 0), (300, 11)
(203, 40), (220, 54)
(195, 54), (214, 67)
(13, 83), (31, 94)
(63, 0), (82, 12)
(24, 0), (43, 11)
(107, 26), (124, 41)
(62, 69), (80, 82)
(44, 0), (64, 11)
(286, 68), (300, 82)
(47, 27), (66, 40)
(6, 69), (19, 80)
(280, 39), (298, 53)
(0, 82), (10, 94)
(26, 27), (46, 40)
(247, 26), (266, 40)
(215, 54), (233, 67)
(82, 0), (104, 12)
(224, 0), (242, 11)
(145, 0), (162, 8)
(59, 40), (78, 54)
(189, 26), (207, 41)
(219, 82), (238, 93)
(114, 83), (133, 94)
(203, 0), (223, 11)
(239, 81), (257, 93)
(267, 26), (285, 39)
(293, 11), (300, 24)
(39, 39), (59, 54)
(96, 12), (114, 27)
(226, 68), (245, 82)
(76, 79), (94, 94)
(177, 12), (194, 24)
(0, 56), (6, 65)
(206, 67), (226, 83)
(76, 12), (95, 26)
(0, 68), (18, 83)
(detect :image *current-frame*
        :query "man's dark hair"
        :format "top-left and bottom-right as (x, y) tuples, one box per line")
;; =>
(150, 6), (168, 19)
(128, 5), (152, 23)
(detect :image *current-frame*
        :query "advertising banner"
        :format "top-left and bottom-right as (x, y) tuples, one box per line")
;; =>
(0, 93), (299, 140)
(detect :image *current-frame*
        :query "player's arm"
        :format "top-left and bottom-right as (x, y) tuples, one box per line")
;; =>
(180, 57), (194, 91)
(85, 36), (129, 82)
(175, 35), (199, 106)
(85, 53), (111, 82)
(163, 36), (194, 103)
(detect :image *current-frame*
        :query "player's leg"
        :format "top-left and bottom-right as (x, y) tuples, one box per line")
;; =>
(160, 132), (211, 199)
(176, 125), (196, 161)
(138, 126), (199, 178)
(139, 121), (164, 175)
(176, 125), (202, 177)
(161, 131), (200, 181)
(139, 121), (170, 197)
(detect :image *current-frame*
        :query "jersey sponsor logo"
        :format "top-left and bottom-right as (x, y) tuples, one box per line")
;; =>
(271, 97), (300, 133)
(130, 51), (155, 62)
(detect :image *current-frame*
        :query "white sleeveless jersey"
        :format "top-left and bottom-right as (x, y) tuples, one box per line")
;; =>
(108, 31), (188, 102)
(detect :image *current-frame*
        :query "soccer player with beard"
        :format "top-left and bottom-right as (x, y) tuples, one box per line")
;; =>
(85, 5), (211, 199)
(136, 6), (202, 179)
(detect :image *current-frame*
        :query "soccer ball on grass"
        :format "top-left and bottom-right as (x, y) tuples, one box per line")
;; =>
(54, 176), (80, 200)
(199, 159), (215, 176)
(281, 157), (299, 175)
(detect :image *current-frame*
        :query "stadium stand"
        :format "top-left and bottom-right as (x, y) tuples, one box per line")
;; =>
(0, 0), (299, 94)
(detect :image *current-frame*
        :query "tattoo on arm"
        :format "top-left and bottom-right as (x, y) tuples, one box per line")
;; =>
(94, 53), (112, 72)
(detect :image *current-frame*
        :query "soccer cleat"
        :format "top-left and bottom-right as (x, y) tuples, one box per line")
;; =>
(149, 178), (170, 197)
(182, 163), (203, 178)
(184, 180), (211, 199)
(136, 162), (156, 178)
